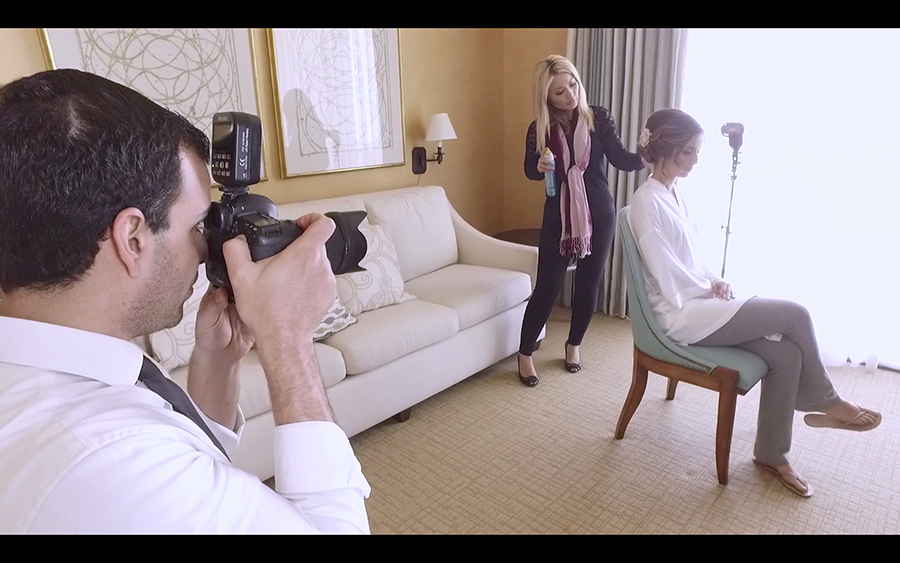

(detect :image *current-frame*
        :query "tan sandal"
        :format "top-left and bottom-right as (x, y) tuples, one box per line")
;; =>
(753, 459), (814, 498)
(804, 405), (882, 432)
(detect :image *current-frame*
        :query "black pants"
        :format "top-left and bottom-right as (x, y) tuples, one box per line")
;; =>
(519, 192), (616, 356)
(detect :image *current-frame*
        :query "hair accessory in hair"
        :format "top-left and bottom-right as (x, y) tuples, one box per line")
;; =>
(638, 127), (651, 149)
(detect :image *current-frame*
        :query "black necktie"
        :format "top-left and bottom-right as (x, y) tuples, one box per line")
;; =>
(138, 356), (230, 461)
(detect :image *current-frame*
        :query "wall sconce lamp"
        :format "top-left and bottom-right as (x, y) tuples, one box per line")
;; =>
(412, 113), (457, 175)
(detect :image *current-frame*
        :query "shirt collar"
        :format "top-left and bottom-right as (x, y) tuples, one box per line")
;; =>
(646, 177), (682, 201)
(0, 315), (146, 386)
(646, 177), (667, 191)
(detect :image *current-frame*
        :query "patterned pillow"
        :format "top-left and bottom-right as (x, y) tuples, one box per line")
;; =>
(149, 266), (358, 369)
(336, 222), (416, 316)
(314, 296), (358, 341)
(148, 265), (210, 371)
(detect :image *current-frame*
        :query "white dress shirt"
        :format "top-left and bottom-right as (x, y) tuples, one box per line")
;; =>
(628, 178), (751, 345)
(0, 315), (372, 534)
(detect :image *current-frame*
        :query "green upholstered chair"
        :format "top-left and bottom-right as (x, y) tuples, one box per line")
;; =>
(615, 206), (768, 485)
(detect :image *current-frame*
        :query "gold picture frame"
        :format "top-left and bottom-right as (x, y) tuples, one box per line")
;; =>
(38, 28), (269, 183)
(267, 28), (407, 179)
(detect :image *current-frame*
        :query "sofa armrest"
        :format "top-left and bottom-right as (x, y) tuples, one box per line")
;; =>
(451, 206), (539, 290)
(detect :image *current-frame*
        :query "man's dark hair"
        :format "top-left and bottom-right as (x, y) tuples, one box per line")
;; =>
(0, 68), (210, 294)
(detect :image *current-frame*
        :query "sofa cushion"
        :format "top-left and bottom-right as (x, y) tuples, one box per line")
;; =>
(169, 343), (347, 421)
(363, 186), (458, 282)
(321, 300), (459, 375)
(336, 222), (416, 316)
(404, 264), (533, 331)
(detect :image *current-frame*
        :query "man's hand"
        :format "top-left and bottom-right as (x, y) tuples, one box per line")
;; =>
(194, 285), (255, 364)
(186, 285), (254, 432)
(711, 279), (735, 300)
(222, 213), (337, 344)
(221, 213), (340, 426)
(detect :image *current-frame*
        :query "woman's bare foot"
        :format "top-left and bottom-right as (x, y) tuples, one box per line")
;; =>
(753, 459), (814, 497)
(822, 400), (880, 426)
(778, 465), (808, 491)
(805, 400), (882, 432)
(564, 342), (582, 373)
(518, 353), (537, 377)
(565, 343), (580, 365)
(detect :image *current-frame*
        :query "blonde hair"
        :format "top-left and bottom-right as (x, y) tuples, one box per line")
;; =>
(531, 54), (594, 155)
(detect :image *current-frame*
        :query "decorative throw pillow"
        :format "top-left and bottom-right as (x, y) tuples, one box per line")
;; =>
(336, 222), (416, 316)
(149, 267), (358, 370)
(314, 295), (358, 341)
(148, 264), (210, 371)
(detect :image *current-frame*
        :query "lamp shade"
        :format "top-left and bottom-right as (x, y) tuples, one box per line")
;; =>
(425, 113), (457, 142)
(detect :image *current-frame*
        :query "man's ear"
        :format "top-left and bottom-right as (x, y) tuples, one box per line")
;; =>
(109, 207), (152, 278)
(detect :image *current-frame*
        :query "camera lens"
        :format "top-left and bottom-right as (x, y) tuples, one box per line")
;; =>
(324, 210), (368, 275)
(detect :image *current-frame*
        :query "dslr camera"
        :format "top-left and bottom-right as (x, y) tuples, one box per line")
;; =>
(204, 111), (368, 301)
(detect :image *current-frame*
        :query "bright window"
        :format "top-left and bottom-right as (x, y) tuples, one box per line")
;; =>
(679, 28), (899, 369)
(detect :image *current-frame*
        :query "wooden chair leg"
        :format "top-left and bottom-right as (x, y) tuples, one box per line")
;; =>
(394, 408), (411, 423)
(616, 348), (649, 439)
(715, 377), (739, 485)
(666, 378), (678, 400)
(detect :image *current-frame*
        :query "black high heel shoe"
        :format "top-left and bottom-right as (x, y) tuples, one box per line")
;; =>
(564, 342), (582, 373)
(517, 354), (539, 387)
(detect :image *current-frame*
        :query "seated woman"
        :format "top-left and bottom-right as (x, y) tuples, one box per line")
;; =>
(628, 108), (882, 498)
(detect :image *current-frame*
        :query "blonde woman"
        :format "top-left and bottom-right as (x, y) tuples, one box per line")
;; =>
(517, 55), (645, 387)
(628, 108), (882, 497)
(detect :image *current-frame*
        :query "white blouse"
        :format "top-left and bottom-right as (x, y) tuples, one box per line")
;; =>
(628, 178), (750, 345)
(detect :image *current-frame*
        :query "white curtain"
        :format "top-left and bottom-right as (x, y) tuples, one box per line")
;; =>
(678, 28), (899, 370)
(568, 28), (689, 317)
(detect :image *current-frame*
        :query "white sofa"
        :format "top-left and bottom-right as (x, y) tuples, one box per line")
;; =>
(136, 185), (543, 481)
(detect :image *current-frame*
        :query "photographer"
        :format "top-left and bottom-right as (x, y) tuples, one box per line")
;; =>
(0, 69), (371, 533)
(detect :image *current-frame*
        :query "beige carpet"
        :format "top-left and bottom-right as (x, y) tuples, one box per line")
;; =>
(344, 305), (900, 534)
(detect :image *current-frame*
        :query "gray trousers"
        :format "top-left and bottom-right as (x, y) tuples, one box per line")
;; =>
(695, 297), (842, 467)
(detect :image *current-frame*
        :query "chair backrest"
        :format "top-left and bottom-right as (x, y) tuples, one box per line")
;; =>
(616, 206), (717, 374)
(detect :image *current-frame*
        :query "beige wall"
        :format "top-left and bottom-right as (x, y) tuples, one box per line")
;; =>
(0, 28), (567, 235)
(502, 29), (568, 231)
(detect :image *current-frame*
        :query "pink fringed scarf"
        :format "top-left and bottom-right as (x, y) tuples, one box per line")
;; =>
(549, 114), (592, 259)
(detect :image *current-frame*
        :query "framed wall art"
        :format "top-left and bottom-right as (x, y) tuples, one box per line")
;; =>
(39, 28), (268, 181)
(267, 28), (406, 178)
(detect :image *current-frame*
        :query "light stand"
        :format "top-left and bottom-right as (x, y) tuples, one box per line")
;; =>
(720, 122), (744, 280)
(720, 148), (740, 279)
